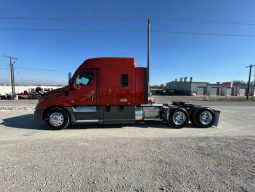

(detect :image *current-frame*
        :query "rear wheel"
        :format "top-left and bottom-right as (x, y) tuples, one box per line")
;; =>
(167, 107), (189, 128)
(192, 107), (215, 128)
(189, 107), (200, 126)
(45, 108), (70, 130)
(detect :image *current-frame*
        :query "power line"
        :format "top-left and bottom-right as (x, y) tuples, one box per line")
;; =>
(154, 18), (255, 26)
(0, 67), (65, 71)
(151, 30), (255, 37)
(0, 27), (145, 32)
(121, 44), (145, 56)
(0, 16), (146, 21)
(15, 69), (30, 86)
(15, 67), (69, 71)
(2, 16), (255, 26)
(0, 27), (255, 38)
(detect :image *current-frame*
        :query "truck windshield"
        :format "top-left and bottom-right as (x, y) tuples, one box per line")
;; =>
(76, 71), (94, 86)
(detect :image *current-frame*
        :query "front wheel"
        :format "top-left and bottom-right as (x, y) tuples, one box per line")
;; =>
(45, 108), (70, 130)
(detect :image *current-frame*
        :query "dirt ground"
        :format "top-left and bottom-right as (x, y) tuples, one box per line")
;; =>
(0, 97), (254, 192)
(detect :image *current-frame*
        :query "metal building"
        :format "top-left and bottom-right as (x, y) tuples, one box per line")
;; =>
(165, 78), (255, 96)
(166, 77), (220, 96)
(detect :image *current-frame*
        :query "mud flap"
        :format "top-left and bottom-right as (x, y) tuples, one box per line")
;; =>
(213, 110), (221, 127)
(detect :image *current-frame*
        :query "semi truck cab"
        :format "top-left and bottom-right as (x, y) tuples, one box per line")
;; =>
(35, 57), (148, 129)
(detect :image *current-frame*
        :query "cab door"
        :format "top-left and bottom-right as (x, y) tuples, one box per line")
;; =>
(70, 69), (97, 106)
(69, 69), (102, 123)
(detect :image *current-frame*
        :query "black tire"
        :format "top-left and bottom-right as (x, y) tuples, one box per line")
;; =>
(193, 107), (215, 128)
(167, 107), (189, 128)
(189, 107), (200, 126)
(45, 108), (70, 130)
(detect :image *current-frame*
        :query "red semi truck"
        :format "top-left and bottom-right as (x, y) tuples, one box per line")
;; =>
(34, 57), (220, 130)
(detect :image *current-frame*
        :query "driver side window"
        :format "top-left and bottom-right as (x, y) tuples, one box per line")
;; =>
(76, 71), (94, 86)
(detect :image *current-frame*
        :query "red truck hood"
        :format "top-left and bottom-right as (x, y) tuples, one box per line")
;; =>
(43, 86), (68, 96)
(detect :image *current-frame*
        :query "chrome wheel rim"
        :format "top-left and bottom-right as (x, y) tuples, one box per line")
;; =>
(49, 112), (64, 127)
(172, 111), (186, 125)
(199, 111), (213, 125)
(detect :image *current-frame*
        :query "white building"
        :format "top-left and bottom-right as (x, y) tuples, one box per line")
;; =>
(0, 85), (63, 95)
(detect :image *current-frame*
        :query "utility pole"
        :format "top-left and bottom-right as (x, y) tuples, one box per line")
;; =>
(147, 17), (151, 96)
(246, 64), (255, 100)
(6, 56), (17, 99)
(253, 74), (255, 98)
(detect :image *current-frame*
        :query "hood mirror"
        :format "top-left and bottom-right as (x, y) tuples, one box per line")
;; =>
(36, 87), (44, 96)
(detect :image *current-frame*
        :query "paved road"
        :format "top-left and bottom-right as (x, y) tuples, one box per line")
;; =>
(0, 100), (254, 191)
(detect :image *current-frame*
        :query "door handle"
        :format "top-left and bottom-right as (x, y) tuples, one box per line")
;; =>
(91, 96), (95, 102)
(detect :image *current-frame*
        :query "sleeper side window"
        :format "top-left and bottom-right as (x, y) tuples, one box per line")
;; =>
(121, 74), (128, 87)
(76, 71), (94, 86)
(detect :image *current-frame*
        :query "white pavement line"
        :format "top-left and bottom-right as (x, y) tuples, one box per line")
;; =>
(0, 106), (35, 111)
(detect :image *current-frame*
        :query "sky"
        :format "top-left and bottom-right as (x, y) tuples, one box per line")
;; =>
(1, 0), (255, 85)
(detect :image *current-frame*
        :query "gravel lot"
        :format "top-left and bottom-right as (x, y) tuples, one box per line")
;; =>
(0, 97), (255, 192)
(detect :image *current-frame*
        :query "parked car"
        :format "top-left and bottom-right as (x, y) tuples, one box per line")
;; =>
(17, 91), (29, 99)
